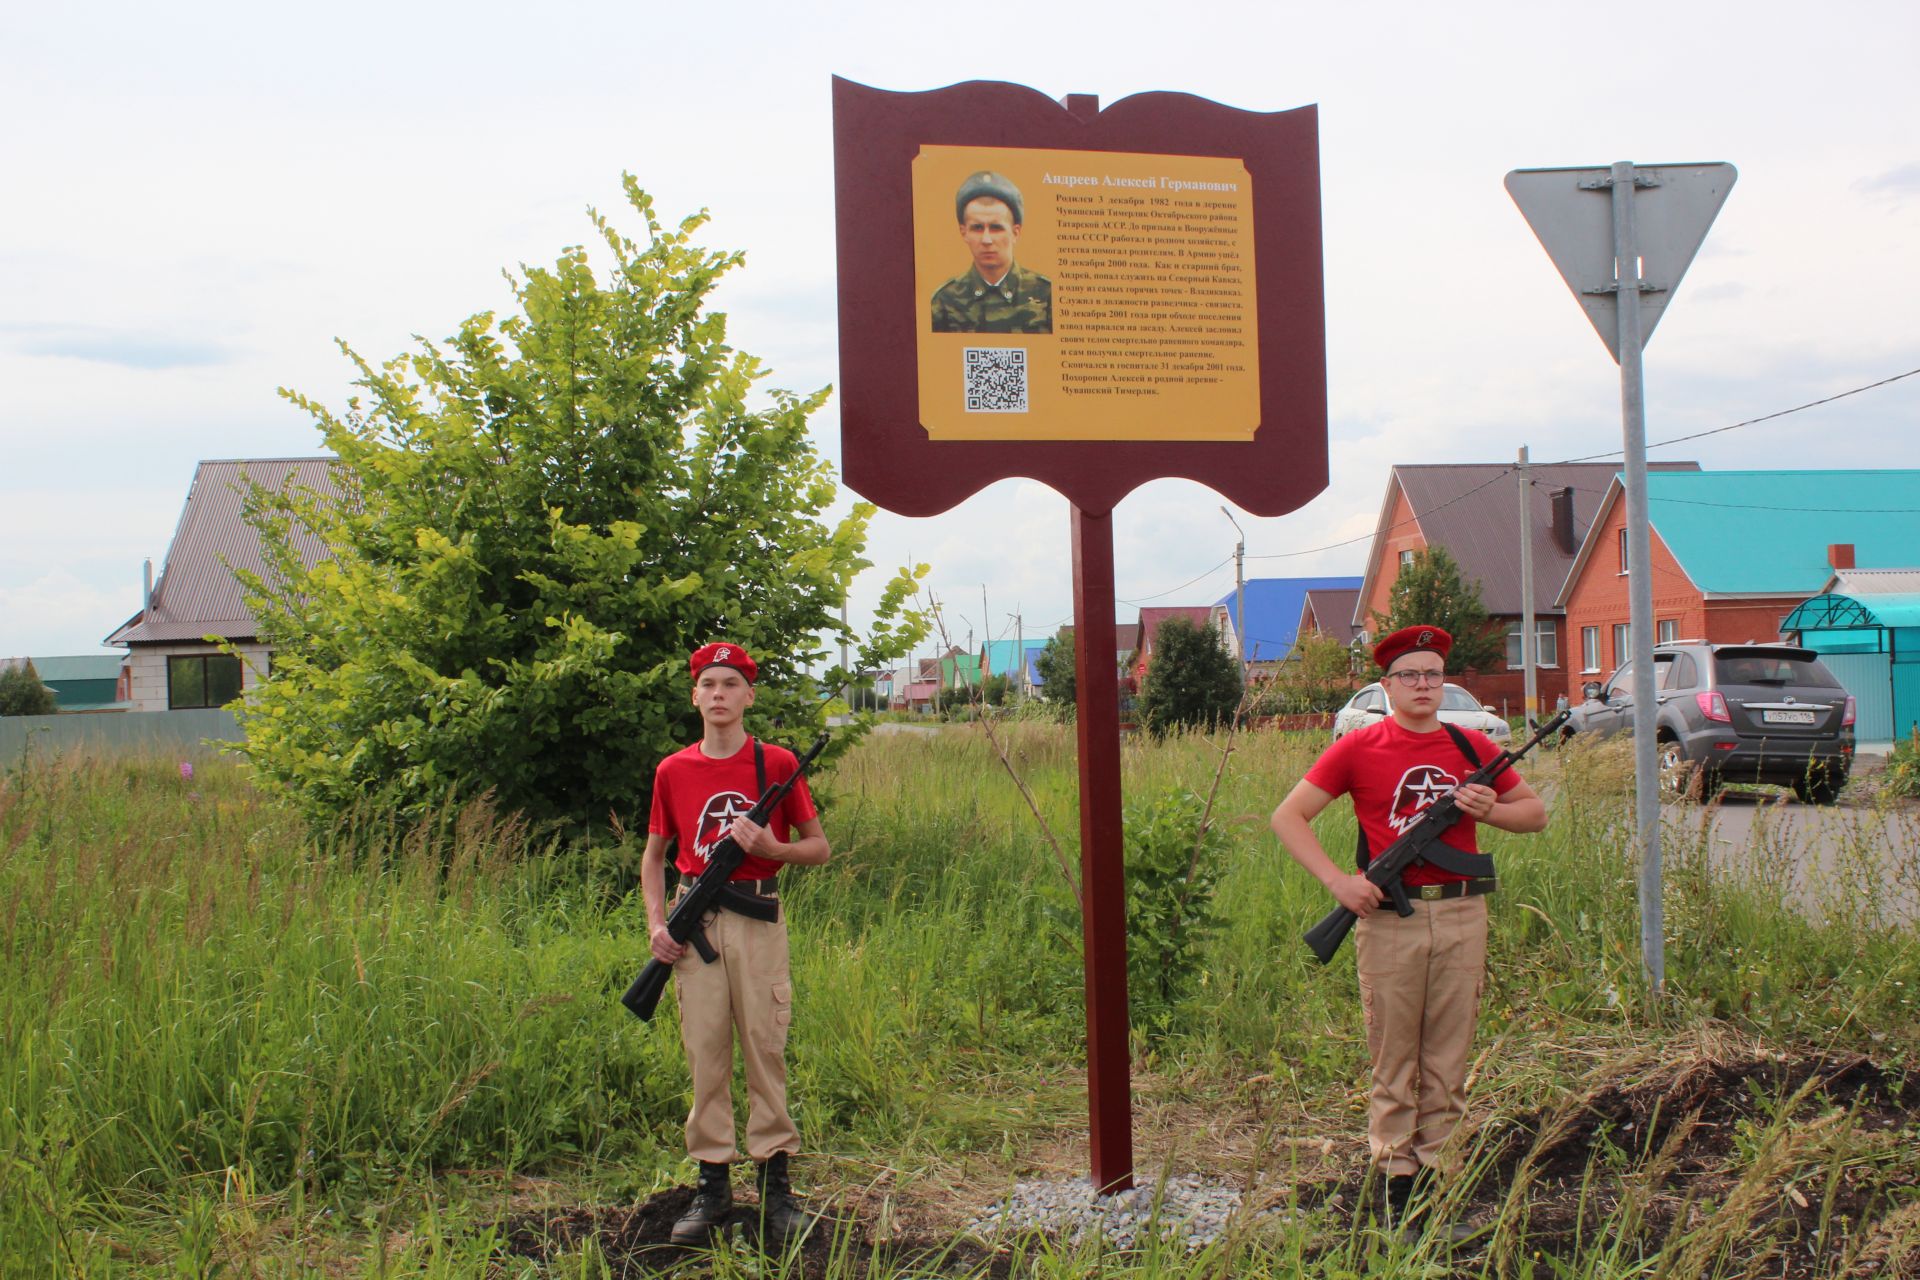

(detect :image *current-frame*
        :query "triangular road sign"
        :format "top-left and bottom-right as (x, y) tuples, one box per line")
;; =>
(1505, 163), (1736, 362)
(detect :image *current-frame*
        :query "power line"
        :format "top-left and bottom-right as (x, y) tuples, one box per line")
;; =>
(1246, 468), (1520, 561)
(1546, 477), (1920, 515)
(1117, 555), (1232, 606)
(1548, 365), (1920, 465)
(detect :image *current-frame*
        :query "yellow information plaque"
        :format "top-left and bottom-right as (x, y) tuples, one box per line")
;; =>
(912, 143), (1260, 442)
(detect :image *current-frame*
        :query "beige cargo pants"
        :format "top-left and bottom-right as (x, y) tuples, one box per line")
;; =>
(1353, 894), (1488, 1175)
(673, 899), (799, 1164)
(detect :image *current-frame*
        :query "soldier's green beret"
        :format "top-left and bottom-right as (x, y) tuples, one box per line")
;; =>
(954, 172), (1024, 224)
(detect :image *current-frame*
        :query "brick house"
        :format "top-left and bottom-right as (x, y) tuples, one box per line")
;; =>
(105, 458), (339, 713)
(1354, 461), (1700, 714)
(1556, 470), (1920, 692)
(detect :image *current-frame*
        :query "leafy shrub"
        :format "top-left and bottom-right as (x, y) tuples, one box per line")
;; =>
(1121, 788), (1229, 1033)
(1884, 727), (1920, 799)
(0, 660), (56, 717)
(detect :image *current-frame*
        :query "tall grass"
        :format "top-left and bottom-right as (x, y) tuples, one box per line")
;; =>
(2, 726), (1916, 1276)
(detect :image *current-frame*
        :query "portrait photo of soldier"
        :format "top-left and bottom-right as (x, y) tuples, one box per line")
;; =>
(929, 170), (1053, 334)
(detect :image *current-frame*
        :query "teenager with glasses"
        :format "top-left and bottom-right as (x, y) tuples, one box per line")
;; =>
(1269, 625), (1547, 1241)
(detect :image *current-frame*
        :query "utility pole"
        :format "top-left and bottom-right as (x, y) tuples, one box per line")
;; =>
(1012, 608), (1025, 700)
(1220, 506), (1247, 683)
(1517, 446), (1537, 731)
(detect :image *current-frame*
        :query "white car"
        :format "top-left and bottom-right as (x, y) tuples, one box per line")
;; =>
(1330, 682), (1513, 743)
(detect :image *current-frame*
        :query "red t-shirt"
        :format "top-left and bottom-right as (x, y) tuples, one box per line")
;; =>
(1303, 718), (1518, 887)
(648, 738), (818, 882)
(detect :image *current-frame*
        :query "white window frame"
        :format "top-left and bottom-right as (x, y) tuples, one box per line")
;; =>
(1398, 548), (1415, 569)
(1657, 618), (1678, 645)
(1505, 620), (1559, 669)
(1582, 626), (1600, 672)
(1617, 528), (1629, 574)
(1612, 623), (1630, 668)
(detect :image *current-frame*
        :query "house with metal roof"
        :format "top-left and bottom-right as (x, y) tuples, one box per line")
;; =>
(1299, 587), (1364, 646)
(104, 458), (340, 712)
(1355, 460), (1701, 713)
(1556, 472), (1920, 740)
(1784, 568), (1920, 744)
(1209, 576), (1363, 670)
(0, 654), (130, 711)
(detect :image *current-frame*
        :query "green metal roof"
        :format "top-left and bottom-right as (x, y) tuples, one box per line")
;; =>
(1784, 592), (1920, 631)
(1648, 470), (1920, 594)
(23, 654), (124, 682)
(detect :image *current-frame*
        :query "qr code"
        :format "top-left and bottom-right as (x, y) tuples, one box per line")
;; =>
(964, 347), (1028, 413)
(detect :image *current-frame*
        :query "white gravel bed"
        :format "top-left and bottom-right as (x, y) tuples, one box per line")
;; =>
(964, 1172), (1290, 1253)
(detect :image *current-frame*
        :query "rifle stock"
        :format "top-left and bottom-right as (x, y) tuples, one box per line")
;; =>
(621, 733), (830, 1021)
(1302, 711), (1568, 966)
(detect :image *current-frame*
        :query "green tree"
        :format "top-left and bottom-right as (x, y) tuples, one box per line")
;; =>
(979, 672), (1010, 707)
(1370, 546), (1503, 675)
(1034, 629), (1076, 706)
(1251, 629), (1361, 716)
(0, 660), (57, 717)
(235, 179), (926, 829)
(1136, 618), (1242, 737)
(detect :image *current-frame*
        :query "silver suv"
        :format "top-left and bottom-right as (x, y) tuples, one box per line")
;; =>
(1566, 642), (1856, 803)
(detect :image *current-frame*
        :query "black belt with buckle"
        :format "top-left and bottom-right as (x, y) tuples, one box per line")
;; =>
(1415, 878), (1496, 902)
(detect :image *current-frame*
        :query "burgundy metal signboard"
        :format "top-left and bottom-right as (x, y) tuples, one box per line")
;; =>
(833, 77), (1326, 518)
(831, 78), (1327, 1191)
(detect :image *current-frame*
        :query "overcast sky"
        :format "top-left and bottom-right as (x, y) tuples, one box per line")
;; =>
(4, 0), (1917, 662)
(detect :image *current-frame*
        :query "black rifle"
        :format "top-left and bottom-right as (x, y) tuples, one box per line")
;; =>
(621, 733), (830, 1021)
(1303, 710), (1569, 965)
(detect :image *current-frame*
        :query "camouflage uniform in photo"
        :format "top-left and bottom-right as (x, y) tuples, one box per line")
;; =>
(929, 263), (1054, 334)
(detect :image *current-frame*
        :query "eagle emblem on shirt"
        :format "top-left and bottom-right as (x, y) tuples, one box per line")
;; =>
(696, 790), (754, 863)
(1387, 765), (1459, 836)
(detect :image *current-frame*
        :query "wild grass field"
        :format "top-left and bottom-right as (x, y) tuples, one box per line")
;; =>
(3, 724), (1917, 1278)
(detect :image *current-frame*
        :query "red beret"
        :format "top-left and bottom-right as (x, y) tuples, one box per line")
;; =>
(690, 642), (757, 684)
(1372, 624), (1452, 671)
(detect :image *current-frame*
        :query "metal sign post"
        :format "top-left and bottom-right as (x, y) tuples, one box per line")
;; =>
(1505, 161), (1736, 993)
(1517, 445), (1536, 730)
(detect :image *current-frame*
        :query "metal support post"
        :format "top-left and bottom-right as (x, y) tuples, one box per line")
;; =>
(1518, 446), (1537, 730)
(1609, 161), (1665, 992)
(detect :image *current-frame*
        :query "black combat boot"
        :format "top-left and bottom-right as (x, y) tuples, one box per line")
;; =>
(1410, 1165), (1478, 1244)
(670, 1161), (732, 1245)
(1383, 1172), (1422, 1242)
(753, 1151), (812, 1252)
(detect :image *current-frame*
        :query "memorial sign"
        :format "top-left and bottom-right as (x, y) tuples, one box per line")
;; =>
(833, 79), (1328, 1190)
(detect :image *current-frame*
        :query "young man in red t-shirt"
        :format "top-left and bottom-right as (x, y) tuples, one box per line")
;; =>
(642, 642), (829, 1249)
(1270, 625), (1546, 1239)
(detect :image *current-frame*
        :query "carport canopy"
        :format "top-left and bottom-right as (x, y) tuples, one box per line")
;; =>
(1784, 592), (1920, 633)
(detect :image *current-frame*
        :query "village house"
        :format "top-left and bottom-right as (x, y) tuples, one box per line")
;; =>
(1557, 470), (1920, 739)
(105, 457), (339, 713)
(1209, 576), (1363, 673)
(1353, 460), (1700, 714)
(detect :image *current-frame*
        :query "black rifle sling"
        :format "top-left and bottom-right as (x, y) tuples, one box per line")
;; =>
(1354, 724), (1497, 878)
(711, 738), (780, 922)
(1420, 723), (1496, 878)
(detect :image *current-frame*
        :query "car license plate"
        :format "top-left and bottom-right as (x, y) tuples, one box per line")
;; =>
(1762, 709), (1816, 725)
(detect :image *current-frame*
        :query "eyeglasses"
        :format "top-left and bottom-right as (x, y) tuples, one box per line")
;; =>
(1386, 670), (1447, 688)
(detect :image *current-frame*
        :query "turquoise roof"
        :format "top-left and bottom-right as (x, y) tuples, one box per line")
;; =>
(1648, 471), (1920, 594)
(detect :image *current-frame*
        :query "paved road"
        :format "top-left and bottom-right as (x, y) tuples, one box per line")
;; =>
(1661, 787), (1920, 926)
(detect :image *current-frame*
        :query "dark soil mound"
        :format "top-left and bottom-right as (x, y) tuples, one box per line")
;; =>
(498, 1185), (1001, 1279)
